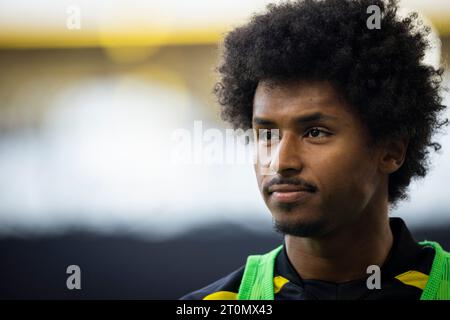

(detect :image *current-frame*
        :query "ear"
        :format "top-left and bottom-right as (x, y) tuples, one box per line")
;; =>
(378, 138), (409, 174)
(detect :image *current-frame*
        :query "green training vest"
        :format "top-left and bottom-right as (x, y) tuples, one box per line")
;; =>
(237, 241), (450, 300)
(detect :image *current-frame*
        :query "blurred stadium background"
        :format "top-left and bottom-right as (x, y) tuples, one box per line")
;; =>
(0, 0), (449, 299)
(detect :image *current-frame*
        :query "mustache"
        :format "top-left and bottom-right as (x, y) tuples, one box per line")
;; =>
(263, 176), (317, 194)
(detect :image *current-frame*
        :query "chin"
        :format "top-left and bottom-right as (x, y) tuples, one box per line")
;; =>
(272, 212), (329, 238)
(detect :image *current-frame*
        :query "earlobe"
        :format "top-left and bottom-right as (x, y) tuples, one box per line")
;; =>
(378, 139), (409, 174)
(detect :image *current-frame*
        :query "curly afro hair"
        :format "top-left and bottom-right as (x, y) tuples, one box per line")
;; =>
(214, 0), (448, 205)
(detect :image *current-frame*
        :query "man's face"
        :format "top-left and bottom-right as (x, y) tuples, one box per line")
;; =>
(253, 80), (383, 238)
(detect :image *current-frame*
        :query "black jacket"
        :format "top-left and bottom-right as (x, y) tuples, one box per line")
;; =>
(181, 218), (435, 300)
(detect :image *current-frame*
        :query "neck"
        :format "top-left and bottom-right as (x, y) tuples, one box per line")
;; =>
(284, 199), (393, 283)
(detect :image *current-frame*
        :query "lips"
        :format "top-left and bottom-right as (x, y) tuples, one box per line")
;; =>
(268, 184), (316, 203)
(268, 184), (315, 194)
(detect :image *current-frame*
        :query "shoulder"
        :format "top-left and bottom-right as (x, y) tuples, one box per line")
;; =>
(180, 265), (245, 300)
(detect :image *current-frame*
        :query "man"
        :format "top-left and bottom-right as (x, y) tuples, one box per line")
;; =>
(181, 0), (449, 300)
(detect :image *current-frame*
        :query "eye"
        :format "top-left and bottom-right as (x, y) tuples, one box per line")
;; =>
(258, 129), (279, 142)
(305, 127), (330, 139)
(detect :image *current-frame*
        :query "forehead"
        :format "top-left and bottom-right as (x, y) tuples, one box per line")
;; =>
(253, 80), (352, 121)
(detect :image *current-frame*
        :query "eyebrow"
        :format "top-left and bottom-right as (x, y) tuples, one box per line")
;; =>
(252, 112), (338, 126)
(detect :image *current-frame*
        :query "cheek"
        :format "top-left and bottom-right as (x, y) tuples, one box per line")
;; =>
(254, 164), (264, 193)
(313, 146), (377, 203)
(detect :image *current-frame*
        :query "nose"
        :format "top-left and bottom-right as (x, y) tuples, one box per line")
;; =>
(270, 132), (303, 175)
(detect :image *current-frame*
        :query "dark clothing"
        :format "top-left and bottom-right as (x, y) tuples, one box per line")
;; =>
(181, 218), (435, 300)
